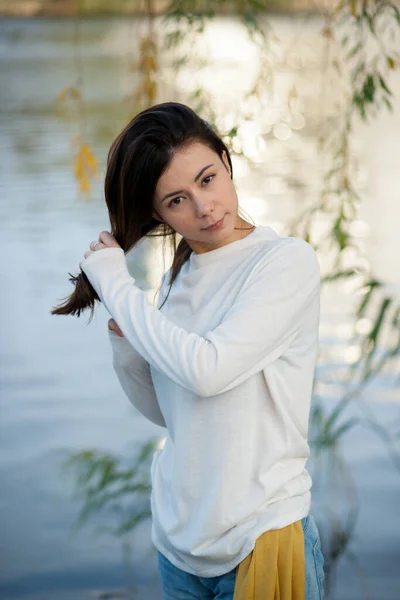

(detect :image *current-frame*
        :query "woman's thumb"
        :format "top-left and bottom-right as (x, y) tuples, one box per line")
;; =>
(108, 318), (124, 337)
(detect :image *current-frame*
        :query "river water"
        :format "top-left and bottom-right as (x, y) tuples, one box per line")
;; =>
(0, 15), (399, 600)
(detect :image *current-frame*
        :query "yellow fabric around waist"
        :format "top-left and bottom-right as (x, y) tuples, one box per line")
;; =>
(233, 519), (305, 600)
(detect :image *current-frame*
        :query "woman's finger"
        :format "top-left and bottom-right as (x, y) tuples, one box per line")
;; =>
(80, 232), (120, 272)
(90, 240), (106, 251)
(108, 318), (124, 337)
(98, 231), (120, 248)
(83, 240), (106, 261)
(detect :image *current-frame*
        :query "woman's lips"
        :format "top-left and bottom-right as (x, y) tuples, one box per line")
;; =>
(203, 215), (225, 231)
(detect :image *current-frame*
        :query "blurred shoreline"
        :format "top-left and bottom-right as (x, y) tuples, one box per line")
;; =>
(0, 0), (331, 18)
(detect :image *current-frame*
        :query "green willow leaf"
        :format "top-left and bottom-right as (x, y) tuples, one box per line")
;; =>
(357, 280), (381, 318)
(332, 418), (360, 440)
(379, 74), (393, 95)
(321, 269), (357, 283)
(362, 297), (392, 375)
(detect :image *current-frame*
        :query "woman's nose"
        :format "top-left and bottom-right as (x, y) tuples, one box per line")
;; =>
(193, 197), (215, 217)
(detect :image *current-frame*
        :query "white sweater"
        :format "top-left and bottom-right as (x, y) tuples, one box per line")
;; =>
(81, 224), (321, 577)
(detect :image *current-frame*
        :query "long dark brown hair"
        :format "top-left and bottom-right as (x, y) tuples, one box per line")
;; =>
(51, 101), (254, 320)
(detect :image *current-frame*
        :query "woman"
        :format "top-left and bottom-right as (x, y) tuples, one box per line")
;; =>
(52, 101), (325, 599)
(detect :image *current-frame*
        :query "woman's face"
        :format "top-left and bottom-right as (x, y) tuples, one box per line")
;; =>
(152, 140), (243, 254)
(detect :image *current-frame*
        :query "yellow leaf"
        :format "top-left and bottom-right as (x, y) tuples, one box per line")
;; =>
(80, 175), (90, 194)
(73, 140), (99, 198)
(387, 56), (396, 70)
(144, 56), (156, 70)
(69, 87), (80, 100)
(57, 86), (81, 105)
(333, 0), (347, 17)
(87, 155), (98, 170)
(288, 84), (298, 100)
(57, 88), (68, 102)
(321, 26), (334, 40)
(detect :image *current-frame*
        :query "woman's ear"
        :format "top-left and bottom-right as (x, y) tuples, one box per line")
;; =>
(152, 210), (163, 223)
(221, 151), (232, 177)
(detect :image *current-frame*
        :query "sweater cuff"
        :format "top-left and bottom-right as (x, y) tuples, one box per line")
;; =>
(80, 247), (131, 305)
(80, 246), (126, 272)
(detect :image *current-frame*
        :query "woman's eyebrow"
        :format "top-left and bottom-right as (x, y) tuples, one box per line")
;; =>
(160, 163), (215, 203)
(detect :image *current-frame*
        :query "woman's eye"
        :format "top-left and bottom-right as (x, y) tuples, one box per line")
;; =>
(168, 197), (183, 208)
(168, 175), (214, 208)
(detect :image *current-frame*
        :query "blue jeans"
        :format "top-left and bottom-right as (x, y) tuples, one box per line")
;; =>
(157, 514), (325, 599)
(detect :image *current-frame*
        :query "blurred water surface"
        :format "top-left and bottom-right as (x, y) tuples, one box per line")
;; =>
(0, 16), (399, 600)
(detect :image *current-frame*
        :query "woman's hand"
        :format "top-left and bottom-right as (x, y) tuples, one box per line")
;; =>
(80, 231), (121, 270)
(108, 318), (124, 337)
(83, 230), (121, 259)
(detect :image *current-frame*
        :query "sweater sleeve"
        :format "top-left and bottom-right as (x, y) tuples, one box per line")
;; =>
(81, 238), (320, 397)
(107, 270), (170, 427)
(108, 328), (166, 427)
